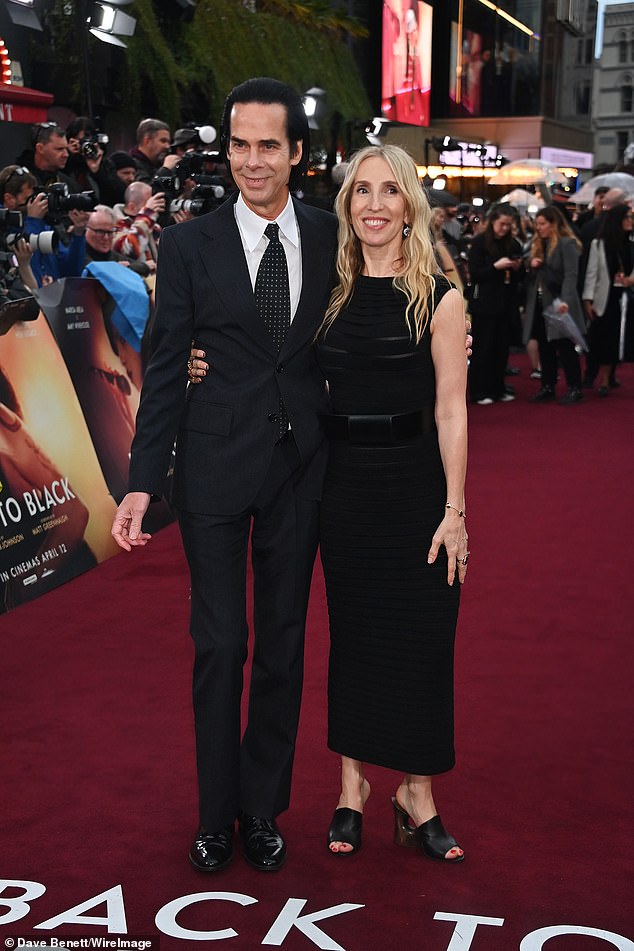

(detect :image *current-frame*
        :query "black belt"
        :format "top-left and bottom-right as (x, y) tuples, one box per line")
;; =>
(320, 406), (435, 445)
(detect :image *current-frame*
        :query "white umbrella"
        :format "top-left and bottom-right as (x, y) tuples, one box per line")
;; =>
(570, 172), (634, 204)
(500, 188), (545, 210)
(488, 158), (569, 186)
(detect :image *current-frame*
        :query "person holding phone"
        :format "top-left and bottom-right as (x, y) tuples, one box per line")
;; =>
(466, 205), (523, 404)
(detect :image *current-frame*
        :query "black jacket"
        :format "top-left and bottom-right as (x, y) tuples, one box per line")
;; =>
(129, 195), (338, 513)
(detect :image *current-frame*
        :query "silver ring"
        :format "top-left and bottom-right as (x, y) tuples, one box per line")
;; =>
(459, 551), (470, 566)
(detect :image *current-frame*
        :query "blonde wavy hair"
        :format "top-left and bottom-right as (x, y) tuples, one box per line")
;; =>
(320, 144), (440, 343)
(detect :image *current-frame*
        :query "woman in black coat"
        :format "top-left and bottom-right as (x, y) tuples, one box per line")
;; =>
(467, 205), (523, 404)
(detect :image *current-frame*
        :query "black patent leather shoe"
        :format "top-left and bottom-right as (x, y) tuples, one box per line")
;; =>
(239, 813), (286, 870)
(189, 825), (234, 872)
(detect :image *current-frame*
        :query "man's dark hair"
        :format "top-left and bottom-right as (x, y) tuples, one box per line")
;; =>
(597, 202), (632, 255)
(220, 77), (310, 191)
(66, 116), (98, 140)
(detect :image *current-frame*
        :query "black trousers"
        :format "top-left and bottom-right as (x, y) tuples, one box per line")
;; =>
(178, 436), (320, 831)
(468, 311), (510, 401)
(533, 301), (581, 390)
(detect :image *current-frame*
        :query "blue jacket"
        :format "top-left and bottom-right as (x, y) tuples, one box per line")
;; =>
(24, 216), (87, 286)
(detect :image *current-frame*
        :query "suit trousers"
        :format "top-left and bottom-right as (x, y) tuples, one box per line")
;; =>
(177, 436), (320, 831)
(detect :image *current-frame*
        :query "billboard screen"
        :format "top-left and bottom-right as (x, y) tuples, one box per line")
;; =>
(382, 1), (433, 126)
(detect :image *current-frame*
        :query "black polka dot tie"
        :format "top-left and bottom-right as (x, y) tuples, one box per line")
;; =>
(255, 222), (291, 440)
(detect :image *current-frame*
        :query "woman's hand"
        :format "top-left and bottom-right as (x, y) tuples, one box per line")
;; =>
(530, 257), (543, 270)
(427, 510), (469, 585)
(583, 300), (596, 321)
(187, 347), (209, 384)
(494, 256), (515, 269)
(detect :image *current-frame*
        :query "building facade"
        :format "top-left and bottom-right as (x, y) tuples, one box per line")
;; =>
(380, 0), (595, 177)
(592, 1), (634, 167)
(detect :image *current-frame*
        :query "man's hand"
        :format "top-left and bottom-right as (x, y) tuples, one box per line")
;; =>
(143, 192), (166, 218)
(68, 209), (91, 235)
(171, 209), (194, 225)
(111, 491), (152, 551)
(161, 154), (181, 171)
(26, 193), (48, 220)
(13, 237), (33, 269)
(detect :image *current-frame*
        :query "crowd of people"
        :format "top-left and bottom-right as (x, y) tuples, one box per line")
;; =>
(428, 182), (634, 405)
(2, 114), (632, 405)
(0, 116), (234, 323)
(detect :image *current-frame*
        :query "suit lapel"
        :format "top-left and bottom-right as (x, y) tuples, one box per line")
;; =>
(197, 199), (277, 355)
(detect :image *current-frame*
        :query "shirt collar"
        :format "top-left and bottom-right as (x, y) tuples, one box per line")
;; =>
(235, 192), (299, 251)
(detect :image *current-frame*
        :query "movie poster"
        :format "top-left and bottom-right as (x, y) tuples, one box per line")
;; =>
(38, 276), (174, 534)
(382, 0), (432, 126)
(0, 311), (119, 613)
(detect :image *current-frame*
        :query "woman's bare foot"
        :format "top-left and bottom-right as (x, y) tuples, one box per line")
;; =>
(395, 777), (463, 861)
(329, 760), (371, 854)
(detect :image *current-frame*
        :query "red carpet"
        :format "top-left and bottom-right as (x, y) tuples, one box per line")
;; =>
(3, 357), (633, 951)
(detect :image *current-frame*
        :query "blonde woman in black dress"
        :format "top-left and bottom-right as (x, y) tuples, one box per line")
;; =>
(316, 145), (468, 862)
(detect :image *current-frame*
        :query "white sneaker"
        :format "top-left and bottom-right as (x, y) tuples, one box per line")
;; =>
(499, 393), (515, 402)
(476, 397), (494, 405)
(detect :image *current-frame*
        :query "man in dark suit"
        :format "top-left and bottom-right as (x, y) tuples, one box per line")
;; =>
(111, 78), (338, 872)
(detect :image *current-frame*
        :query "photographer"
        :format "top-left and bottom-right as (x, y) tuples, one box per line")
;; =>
(0, 232), (38, 301)
(151, 149), (229, 230)
(112, 181), (163, 270)
(0, 163), (89, 287)
(17, 122), (80, 193)
(65, 116), (124, 207)
(129, 118), (172, 184)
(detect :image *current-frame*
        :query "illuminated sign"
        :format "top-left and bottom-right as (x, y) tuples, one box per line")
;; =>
(382, 1), (433, 126)
(0, 37), (12, 85)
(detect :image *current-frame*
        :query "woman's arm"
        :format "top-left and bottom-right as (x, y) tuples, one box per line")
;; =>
(429, 287), (469, 585)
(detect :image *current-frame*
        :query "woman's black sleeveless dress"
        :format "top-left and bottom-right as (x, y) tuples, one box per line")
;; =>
(315, 275), (460, 775)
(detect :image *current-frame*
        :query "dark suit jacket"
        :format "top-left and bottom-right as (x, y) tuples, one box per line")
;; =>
(128, 195), (338, 514)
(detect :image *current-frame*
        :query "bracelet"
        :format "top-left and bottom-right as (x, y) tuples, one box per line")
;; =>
(446, 502), (466, 518)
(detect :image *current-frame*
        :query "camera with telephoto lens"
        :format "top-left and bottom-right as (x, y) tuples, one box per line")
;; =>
(81, 133), (109, 160)
(0, 208), (58, 257)
(170, 178), (226, 217)
(152, 151), (226, 216)
(45, 182), (96, 220)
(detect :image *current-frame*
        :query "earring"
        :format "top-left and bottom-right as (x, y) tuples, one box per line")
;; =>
(402, 223), (411, 238)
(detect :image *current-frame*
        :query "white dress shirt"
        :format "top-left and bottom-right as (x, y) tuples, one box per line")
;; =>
(234, 192), (302, 320)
